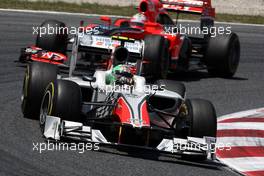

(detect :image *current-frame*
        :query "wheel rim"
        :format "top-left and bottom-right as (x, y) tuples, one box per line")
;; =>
(39, 89), (52, 133)
(175, 103), (190, 136)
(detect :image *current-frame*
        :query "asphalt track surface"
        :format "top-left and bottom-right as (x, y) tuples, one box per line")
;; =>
(0, 10), (264, 176)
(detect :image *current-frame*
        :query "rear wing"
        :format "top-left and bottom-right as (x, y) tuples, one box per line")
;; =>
(160, 0), (215, 18)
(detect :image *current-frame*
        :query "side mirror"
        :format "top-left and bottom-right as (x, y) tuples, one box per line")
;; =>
(82, 75), (96, 82)
(100, 16), (112, 26)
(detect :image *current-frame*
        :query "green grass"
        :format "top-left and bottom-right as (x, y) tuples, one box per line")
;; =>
(1, 0), (264, 24)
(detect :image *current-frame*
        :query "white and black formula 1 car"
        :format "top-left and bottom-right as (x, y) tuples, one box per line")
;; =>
(22, 40), (217, 160)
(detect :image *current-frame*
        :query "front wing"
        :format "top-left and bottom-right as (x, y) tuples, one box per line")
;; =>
(44, 115), (216, 159)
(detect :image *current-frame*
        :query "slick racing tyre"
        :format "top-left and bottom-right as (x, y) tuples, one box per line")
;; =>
(205, 32), (240, 78)
(186, 99), (217, 138)
(40, 80), (82, 132)
(21, 62), (58, 119)
(181, 99), (216, 161)
(36, 20), (68, 53)
(143, 35), (170, 80)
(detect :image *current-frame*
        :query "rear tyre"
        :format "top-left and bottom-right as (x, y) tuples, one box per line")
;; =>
(143, 35), (170, 80)
(21, 62), (58, 119)
(40, 80), (82, 132)
(205, 32), (240, 77)
(36, 20), (68, 53)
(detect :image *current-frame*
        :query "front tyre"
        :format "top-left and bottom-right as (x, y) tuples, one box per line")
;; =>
(181, 99), (216, 161)
(186, 99), (217, 138)
(40, 80), (82, 132)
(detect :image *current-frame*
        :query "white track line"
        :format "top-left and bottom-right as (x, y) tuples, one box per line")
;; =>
(0, 8), (264, 27)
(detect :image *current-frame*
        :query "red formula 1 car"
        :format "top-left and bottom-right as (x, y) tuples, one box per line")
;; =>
(19, 0), (240, 79)
(110, 0), (240, 78)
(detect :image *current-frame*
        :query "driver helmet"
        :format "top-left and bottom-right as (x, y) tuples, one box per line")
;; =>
(106, 64), (133, 85)
(130, 13), (147, 28)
